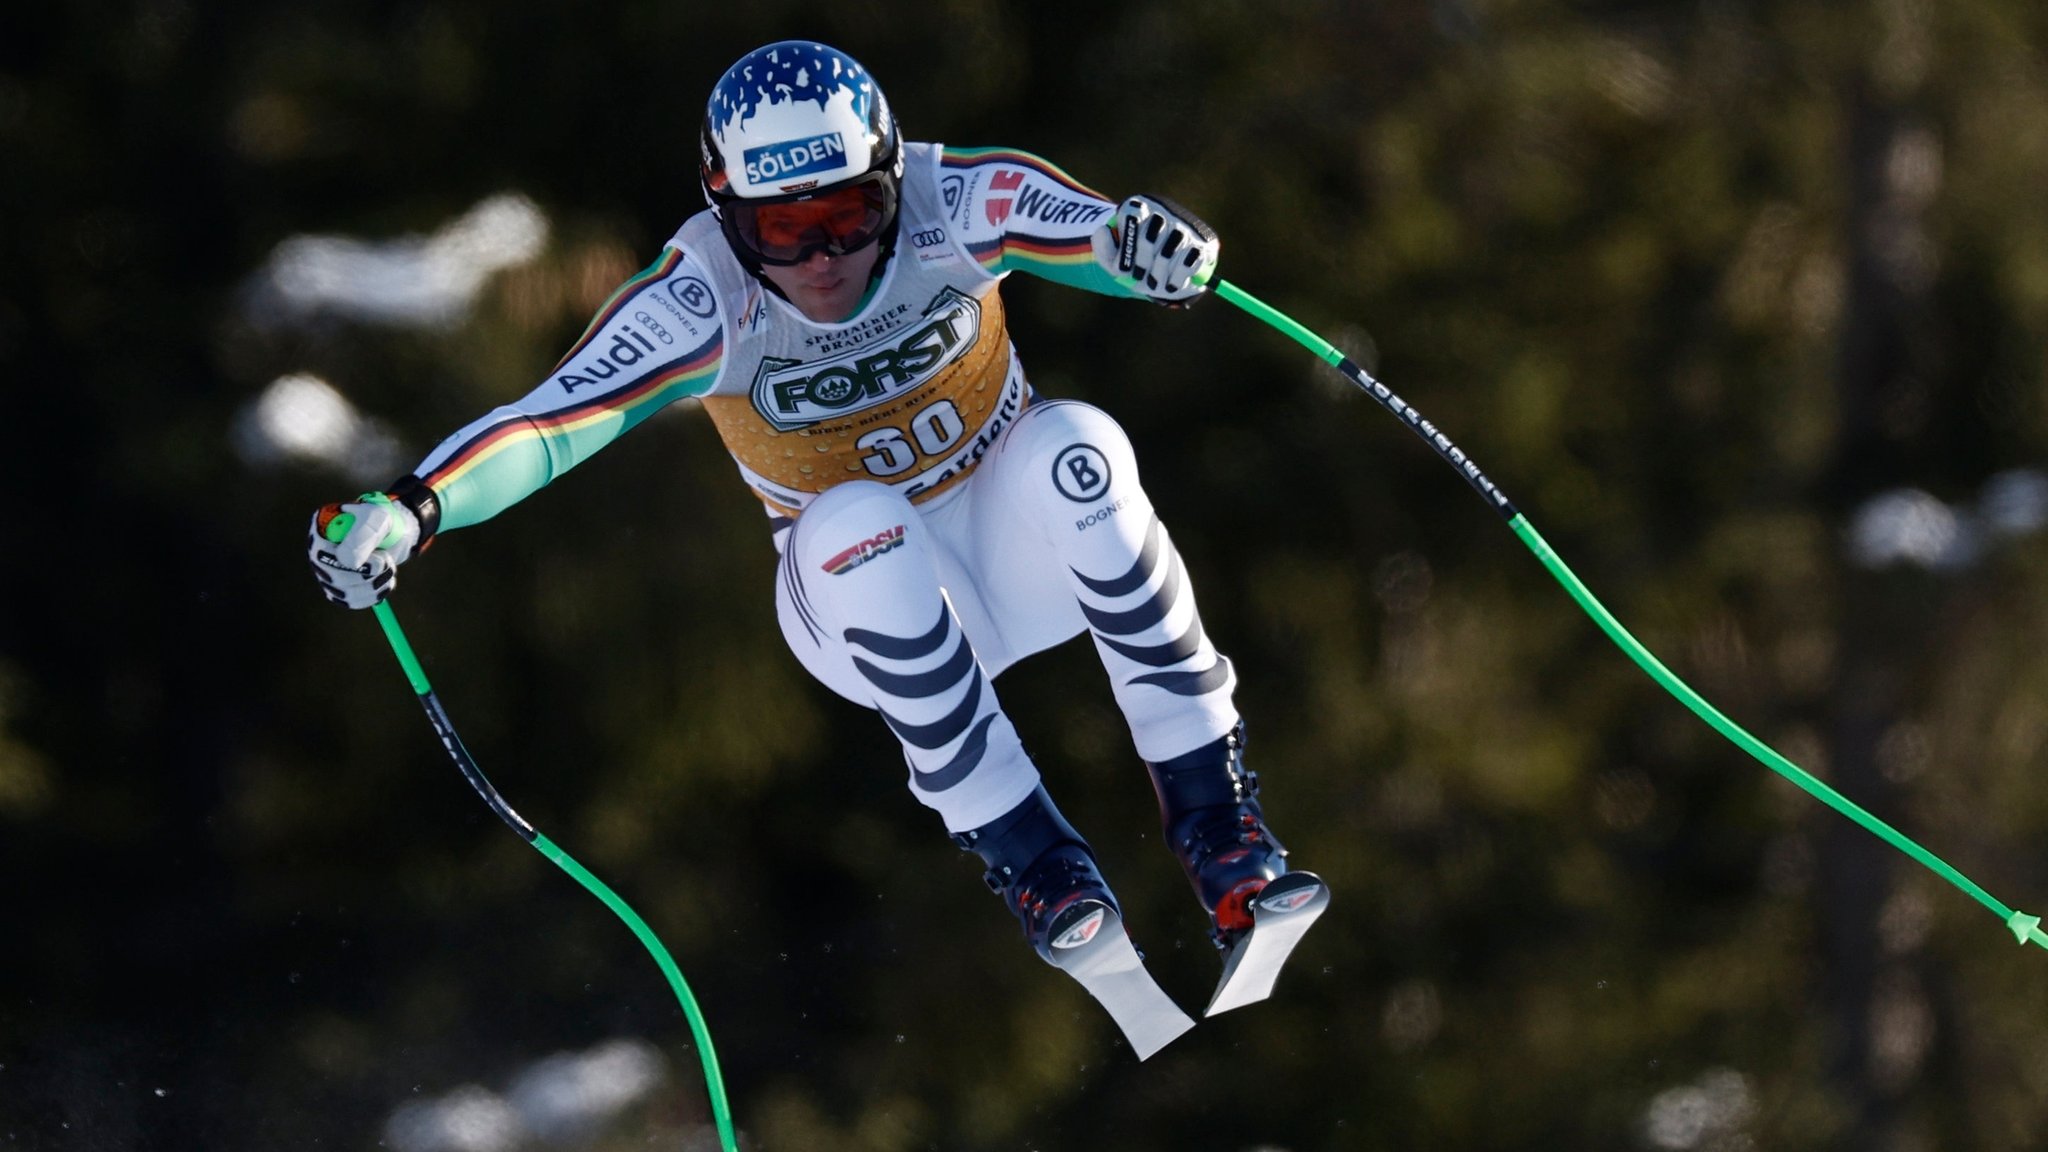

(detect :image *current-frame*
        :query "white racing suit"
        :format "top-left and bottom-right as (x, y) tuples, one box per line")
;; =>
(405, 143), (1238, 832)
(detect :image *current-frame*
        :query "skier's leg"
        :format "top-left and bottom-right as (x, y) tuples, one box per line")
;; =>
(778, 481), (1191, 1051)
(975, 399), (1238, 759)
(778, 482), (1147, 957)
(975, 401), (1323, 993)
(778, 480), (1036, 835)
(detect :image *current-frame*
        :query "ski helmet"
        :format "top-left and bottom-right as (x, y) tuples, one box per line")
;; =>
(700, 41), (903, 267)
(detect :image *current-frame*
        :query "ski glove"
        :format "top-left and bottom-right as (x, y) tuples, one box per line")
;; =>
(1096, 194), (1220, 307)
(309, 492), (422, 609)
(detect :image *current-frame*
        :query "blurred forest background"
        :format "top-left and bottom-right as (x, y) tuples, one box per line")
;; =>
(7, 0), (2048, 1149)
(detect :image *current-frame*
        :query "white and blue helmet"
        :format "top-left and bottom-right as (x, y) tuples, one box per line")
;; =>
(700, 42), (903, 266)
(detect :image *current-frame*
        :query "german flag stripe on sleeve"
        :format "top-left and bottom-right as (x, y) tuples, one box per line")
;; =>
(967, 236), (1005, 271)
(994, 232), (1096, 271)
(422, 333), (722, 492)
(549, 248), (687, 374)
(939, 146), (1111, 201)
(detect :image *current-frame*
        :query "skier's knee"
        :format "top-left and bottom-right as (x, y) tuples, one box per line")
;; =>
(791, 481), (918, 566)
(790, 477), (937, 590)
(1004, 400), (1144, 513)
(800, 478), (913, 526)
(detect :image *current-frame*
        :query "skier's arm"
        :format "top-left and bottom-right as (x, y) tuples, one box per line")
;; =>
(941, 147), (1218, 305)
(309, 247), (726, 608)
(409, 247), (726, 535)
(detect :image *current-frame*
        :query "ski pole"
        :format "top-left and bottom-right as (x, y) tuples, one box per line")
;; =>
(1211, 278), (2048, 953)
(323, 515), (740, 1150)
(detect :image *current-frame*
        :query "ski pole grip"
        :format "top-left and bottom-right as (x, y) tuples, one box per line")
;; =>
(319, 493), (404, 547)
(1105, 214), (1217, 293)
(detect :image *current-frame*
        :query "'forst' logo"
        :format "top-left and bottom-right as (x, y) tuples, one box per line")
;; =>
(743, 132), (847, 185)
(822, 524), (906, 575)
(750, 288), (983, 430)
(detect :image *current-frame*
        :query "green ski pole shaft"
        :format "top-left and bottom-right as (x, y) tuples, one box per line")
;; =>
(1212, 278), (2048, 952)
(326, 510), (739, 1148)
(371, 601), (739, 1150)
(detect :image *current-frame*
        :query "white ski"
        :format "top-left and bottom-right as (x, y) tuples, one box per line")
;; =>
(1205, 871), (1331, 1017)
(1044, 901), (1195, 1060)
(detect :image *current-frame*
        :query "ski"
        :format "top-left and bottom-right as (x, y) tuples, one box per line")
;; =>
(1205, 871), (1330, 1017)
(1043, 900), (1195, 1060)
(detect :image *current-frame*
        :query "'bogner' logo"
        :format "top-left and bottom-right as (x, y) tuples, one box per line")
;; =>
(750, 288), (982, 430)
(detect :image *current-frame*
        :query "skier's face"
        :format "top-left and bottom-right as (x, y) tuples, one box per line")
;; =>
(758, 241), (882, 324)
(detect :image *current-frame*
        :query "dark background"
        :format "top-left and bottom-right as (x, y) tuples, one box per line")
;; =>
(8, 1), (2048, 1149)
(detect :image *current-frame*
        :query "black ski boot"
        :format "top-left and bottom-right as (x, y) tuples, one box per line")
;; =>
(1146, 723), (1330, 1015)
(953, 785), (1119, 963)
(953, 786), (1193, 1058)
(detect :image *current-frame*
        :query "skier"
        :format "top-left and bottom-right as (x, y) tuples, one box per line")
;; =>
(308, 40), (1326, 1059)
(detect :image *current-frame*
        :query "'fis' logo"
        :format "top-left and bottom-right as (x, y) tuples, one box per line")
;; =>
(822, 524), (906, 575)
(751, 288), (982, 429)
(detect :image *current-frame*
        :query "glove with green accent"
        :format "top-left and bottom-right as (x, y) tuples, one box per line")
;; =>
(309, 492), (422, 609)
(1095, 194), (1220, 307)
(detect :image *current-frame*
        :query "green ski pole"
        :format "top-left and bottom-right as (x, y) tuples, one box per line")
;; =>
(1212, 278), (2048, 953)
(323, 513), (741, 1150)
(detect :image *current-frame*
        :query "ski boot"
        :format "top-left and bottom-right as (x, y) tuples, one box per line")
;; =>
(1146, 723), (1330, 1016)
(954, 786), (1193, 1058)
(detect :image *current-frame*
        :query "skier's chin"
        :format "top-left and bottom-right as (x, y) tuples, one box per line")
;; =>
(793, 279), (854, 319)
(761, 245), (879, 323)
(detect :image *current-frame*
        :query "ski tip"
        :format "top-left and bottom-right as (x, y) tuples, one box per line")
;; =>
(1128, 1009), (1197, 1061)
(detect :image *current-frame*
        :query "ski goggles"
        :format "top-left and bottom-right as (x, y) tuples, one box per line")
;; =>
(721, 174), (898, 266)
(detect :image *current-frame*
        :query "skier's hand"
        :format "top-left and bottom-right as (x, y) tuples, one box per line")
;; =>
(308, 493), (422, 609)
(1096, 194), (1220, 307)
